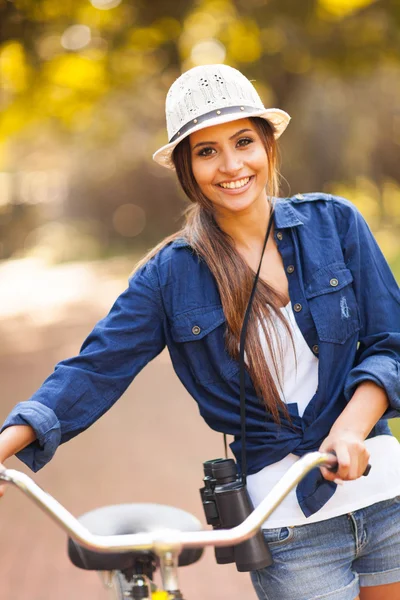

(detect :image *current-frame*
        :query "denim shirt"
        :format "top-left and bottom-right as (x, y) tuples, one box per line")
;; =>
(3, 193), (400, 517)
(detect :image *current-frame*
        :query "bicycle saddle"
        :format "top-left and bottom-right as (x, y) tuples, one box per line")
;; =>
(68, 503), (204, 571)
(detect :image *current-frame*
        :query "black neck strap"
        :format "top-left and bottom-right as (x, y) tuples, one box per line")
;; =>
(239, 207), (275, 484)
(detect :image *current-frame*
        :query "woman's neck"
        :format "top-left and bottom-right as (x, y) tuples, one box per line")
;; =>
(215, 195), (274, 253)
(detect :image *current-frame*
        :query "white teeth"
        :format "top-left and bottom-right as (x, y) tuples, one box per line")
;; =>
(219, 177), (250, 189)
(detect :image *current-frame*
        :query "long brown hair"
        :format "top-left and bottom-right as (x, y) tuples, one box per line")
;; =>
(135, 117), (293, 422)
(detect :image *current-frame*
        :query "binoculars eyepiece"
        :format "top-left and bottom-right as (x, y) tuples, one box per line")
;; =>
(200, 458), (273, 572)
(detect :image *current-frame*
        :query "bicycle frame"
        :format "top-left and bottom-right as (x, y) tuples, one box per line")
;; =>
(0, 451), (335, 597)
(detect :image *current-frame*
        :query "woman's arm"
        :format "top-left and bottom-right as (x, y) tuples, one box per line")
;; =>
(321, 196), (400, 481)
(333, 196), (400, 418)
(320, 381), (388, 481)
(0, 425), (37, 462)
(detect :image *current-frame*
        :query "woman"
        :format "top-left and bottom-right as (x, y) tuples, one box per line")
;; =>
(1, 64), (400, 600)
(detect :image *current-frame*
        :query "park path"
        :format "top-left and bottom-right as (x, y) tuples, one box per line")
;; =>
(0, 257), (256, 600)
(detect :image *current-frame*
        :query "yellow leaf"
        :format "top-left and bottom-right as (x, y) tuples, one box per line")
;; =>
(43, 54), (107, 93)
(227, 19), (262, 63)
(0, 41), (31, 93)
(318, 0), (377, 19)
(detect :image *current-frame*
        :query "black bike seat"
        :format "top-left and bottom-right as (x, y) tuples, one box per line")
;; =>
(68, 503), (204, 571)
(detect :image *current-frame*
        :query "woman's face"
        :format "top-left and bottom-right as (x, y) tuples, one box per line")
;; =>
(189, 118), (269, 215)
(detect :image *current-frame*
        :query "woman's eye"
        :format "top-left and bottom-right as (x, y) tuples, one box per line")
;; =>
(237, 137), (253, 147)
(197, 146), (216, 157)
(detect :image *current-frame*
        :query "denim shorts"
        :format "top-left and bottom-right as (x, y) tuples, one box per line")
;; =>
(250, 496), (400, 600)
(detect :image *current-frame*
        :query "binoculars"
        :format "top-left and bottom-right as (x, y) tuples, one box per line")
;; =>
(200, 458), (273, 572)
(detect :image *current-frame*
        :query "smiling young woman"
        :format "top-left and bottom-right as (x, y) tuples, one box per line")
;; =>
(1, 64), (400, 600)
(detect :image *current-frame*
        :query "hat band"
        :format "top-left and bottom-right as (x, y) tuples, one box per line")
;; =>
(169, 105), (264, 144)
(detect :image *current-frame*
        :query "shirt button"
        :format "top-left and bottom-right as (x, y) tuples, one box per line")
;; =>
(312, 344), (319, 354)
(286, 265), (295, 274)
(330, 278), (339, 287)
(293, 303), (302, 312)
(192, 325), (201, 335)
(276, 231), (283, 241)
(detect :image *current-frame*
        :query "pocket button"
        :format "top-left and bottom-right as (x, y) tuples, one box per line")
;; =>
(330, 278), (339, 287)
(192, 325), (201, 335)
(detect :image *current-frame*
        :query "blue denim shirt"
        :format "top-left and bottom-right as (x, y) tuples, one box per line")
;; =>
(2, 193), (400, 517)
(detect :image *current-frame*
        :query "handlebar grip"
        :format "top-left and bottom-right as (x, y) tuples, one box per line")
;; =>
(326, 451), (371, 477)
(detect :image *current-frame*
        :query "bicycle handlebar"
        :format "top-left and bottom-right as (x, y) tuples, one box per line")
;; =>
(0, 452), (336, 556)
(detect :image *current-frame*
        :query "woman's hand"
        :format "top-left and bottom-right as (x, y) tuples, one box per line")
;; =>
(0, 425), (37, 498)
(319, 381), (388, 483)
(319, 430), (370, 483)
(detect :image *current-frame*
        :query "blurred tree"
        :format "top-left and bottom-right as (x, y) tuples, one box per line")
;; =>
(0, 0), (399, 271)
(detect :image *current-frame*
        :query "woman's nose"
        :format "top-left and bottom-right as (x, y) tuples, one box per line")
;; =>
(219, 150), (243, 175)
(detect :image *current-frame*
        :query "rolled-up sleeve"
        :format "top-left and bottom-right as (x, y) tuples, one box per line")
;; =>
(333, 196), (400, 417)
(1, 260), (166, 471)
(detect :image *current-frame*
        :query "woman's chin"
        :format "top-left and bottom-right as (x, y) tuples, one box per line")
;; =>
(215, 190), (263, 214)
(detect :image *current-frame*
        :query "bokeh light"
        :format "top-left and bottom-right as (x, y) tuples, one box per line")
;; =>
(112, 204), (146, 237)
(0, 0), (399, 273)
(90, 0), (122, 10)
(0, 41), (30, 93)
(37, 34), (64, 60)
(318, 0), (377, 20)
(61, 25), (92, 51)
(190, 39), (226, 66)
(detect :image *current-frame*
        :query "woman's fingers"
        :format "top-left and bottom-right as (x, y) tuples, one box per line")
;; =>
(319, 434), (370, 482)
(320, 445), (350, 482)
(354, 443), (370, 479)
(320, 461), (339, 483)
(333, 442), (351, 480)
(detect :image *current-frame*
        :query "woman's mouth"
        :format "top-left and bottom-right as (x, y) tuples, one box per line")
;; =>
(216, 175), (254, 193)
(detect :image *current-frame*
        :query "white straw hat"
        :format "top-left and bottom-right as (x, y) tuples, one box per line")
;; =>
(153, 64), (291, 170)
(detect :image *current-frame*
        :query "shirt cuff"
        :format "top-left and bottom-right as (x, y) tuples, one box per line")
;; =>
(344, 355), (400, 419)
(1, 401), (61, 472)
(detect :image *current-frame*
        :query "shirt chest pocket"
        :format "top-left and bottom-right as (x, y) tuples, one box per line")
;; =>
(170, 305), (239, 385)
(305, 263), (360, 344)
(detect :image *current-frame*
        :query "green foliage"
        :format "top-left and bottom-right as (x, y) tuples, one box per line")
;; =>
(390, 419), (400, 441)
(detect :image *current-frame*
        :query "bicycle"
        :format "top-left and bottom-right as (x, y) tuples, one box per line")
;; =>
(0, 452), (336, 600)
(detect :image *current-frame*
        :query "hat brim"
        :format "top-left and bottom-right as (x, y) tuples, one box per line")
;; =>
(152, 108), (291, 170)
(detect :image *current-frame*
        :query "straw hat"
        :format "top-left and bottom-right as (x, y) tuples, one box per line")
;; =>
(152, 64), (291, 170)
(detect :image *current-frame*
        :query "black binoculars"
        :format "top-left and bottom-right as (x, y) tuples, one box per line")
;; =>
(200, 458), (273, 572)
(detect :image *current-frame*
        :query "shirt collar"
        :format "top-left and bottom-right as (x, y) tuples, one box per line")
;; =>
(274, 198), (304, 229)
(171, 198), (304, 249)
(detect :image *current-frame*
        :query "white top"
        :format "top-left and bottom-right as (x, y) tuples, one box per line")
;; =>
(247, 302), (400, 528)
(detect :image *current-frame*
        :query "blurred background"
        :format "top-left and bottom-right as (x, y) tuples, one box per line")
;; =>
(1, 0), (400, 598)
